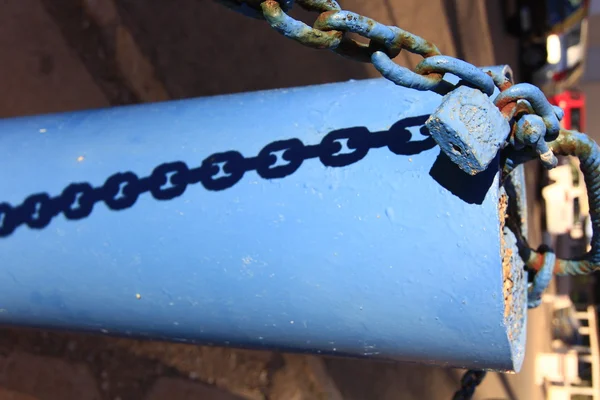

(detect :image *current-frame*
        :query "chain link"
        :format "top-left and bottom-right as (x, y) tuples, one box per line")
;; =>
(219, 0), (494, 96)
(527, 245), (555, 308)
(452, 370), (487, 400)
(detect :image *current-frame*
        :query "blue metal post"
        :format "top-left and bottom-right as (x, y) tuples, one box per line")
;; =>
(0, 77), (527, 372)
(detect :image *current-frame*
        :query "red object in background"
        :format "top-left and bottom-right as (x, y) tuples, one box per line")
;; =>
(548, 89), (586, 132)
(552, 70), (569, 83)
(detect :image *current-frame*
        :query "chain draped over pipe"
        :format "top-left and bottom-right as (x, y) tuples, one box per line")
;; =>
(216, 0), (600, 275)
(213, 1), (600, 398)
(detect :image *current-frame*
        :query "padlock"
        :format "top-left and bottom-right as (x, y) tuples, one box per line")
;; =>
(426, 85), (511, 175)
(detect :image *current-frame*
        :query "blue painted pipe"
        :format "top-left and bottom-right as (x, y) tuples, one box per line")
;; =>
(0, 77), (528, 372)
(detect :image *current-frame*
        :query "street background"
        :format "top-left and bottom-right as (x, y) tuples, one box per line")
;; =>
(0, 0), (578, 399)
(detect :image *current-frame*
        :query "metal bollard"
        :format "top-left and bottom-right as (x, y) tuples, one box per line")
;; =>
(0, 76), (528, 372)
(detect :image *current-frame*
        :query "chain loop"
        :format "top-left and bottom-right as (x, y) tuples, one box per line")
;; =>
(313, 10), (404, 61)
(452, 370), (487, 400)
(261, 1), (343, 49)
(514, 114), (558, 169)
(295, 0), (340, 12)
(219, 0), (507, 98)
(528, 246), (555, 308)
(414, 56), (495, 96)
(519, 129), (600, 276)
(494, 83), (562, 140)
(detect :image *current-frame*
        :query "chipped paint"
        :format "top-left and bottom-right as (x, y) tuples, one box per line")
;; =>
(499, 193), (512, 320)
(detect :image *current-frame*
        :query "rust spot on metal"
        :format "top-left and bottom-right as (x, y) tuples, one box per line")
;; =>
(500, 193), (514, 321)
(392, 31), (440, 59)
(298, 29), (343, 49)
(400, 33), (417, 50)
(315, 10), (337, 30)
(263, 3), (342, 50)
(527, 252), (545, 271)
(261, 0), (281, 14)
(498, 81), (513, 92)
(486, 70), (513, 92)
(500, 102), (517, 120)
(550, 129), (593, 158)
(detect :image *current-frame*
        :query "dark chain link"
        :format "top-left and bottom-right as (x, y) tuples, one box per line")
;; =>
(452, 370), (487, 400)
(0, 115), (433, 237)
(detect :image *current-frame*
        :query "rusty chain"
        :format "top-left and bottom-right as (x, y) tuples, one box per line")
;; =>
(213, 1), (600, 397)
(216, 0), (600, 275)
(216, 0), (495, 95)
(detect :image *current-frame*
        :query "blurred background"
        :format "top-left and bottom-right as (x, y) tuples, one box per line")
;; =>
(0, 0), (598, 399)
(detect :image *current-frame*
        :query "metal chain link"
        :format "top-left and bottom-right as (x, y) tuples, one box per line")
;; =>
(218, 0), (494, 96)
(452, 370), (487, 400)
(509, 128), (600, 277)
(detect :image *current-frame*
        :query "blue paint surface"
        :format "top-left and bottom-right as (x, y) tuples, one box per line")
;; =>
(0, 77), (525, 371)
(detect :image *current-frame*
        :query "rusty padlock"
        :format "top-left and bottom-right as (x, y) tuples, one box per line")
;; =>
(426, 85), (510, 176)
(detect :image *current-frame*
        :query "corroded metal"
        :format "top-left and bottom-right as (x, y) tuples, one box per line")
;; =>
(514, 114), (557, 169)
(217, 0), (485, 96)
(261, 1), (343, 49)
(494, 83), (562, 140)
(314, 10), (428, 62)
(527, 247), (555, 308)
(415, 56), (495, 96)
(524, 129), (600, 275)
(481, 65), (514, 92)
